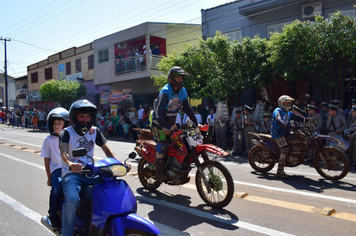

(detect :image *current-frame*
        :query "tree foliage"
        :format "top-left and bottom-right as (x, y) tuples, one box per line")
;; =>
(152, 32), (272, 101)
(153, 11), (356, 105)
(269, 11), (356, 103)
(39, 80), (87, 109)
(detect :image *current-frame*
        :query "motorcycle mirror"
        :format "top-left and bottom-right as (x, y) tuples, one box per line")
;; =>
(72, 148), (88, 157)
(128, 152), (137, 159)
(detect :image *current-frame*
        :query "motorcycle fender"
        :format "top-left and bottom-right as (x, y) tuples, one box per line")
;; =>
(195, 144), (229, 156)
(91, 180), (137, 229)
(110, 213), (161, 236)
(141, 146), (155, 163)
(316, 135), (337, 143)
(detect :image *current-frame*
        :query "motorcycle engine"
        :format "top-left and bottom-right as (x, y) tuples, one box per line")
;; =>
(165, 156), (185, 181)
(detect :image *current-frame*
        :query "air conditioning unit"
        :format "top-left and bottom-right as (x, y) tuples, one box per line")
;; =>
(302, 2), (322, 19)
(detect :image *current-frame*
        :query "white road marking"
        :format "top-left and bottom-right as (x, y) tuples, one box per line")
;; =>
(0, 190), (43, 225)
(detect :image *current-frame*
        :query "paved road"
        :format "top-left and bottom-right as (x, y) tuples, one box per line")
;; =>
(0, 125), (356, 235)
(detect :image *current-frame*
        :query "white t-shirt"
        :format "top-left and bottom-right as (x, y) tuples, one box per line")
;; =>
(41, 135), (61, 174)
(60, 126), (106, 177)
(138, 108), (144, 119)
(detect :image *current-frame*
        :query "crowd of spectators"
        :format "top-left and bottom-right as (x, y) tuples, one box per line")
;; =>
(0, 107), (50, 131)
(1, 97), (355, 166)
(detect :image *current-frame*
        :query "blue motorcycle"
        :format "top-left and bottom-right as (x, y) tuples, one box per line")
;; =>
(41, 148), (160, 236)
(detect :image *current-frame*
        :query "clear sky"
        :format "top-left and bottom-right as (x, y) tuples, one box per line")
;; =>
(0, 0), (234, 78)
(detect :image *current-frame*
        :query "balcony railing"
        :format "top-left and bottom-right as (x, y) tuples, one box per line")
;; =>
(17, 88), (28, 95)
(115, 54), (163, 75)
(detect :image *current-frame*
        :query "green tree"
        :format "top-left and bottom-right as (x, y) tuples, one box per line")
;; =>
(269, 11), (356, 103)
(39, 80), (87, 109)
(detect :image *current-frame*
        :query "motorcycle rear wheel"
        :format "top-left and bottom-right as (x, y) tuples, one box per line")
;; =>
(248, 146), (276, 172)
(314, 146), (349, 181)
(195, 160), (234, 208)
(138, 158), (161, 190)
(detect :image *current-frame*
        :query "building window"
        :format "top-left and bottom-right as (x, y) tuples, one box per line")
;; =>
(66, 62), (71, 75)
(99, 49), (109, 63)
(88, 55), (94, 70)
(75, 58), (82, 72)
(31, 72), (38, 83)
(45, 67), (53, 80)
(225, 30), (241, 43)
(267, 21), (293, 38)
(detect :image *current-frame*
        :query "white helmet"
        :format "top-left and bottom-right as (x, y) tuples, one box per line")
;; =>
(278, 95), (294, 112)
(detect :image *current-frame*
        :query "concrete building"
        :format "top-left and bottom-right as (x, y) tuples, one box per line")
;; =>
(13, 75), (28, 108)
(201, 0), (356, 105)
(93, 22), (201, 109)
(27, 42), (110, 109)
(0, 73), (16, 109)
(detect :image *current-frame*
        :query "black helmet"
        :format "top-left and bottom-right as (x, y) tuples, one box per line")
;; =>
(47, 107), (69, 136)
(168, 66), (187, 90)
(69, 99), (97, 135)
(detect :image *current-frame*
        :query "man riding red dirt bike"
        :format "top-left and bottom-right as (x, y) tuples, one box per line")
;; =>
(132, 122), (235, 208)
(132, 66), (234, 208)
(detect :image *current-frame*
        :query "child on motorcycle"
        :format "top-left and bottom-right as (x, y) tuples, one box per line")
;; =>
(40, 107), (70, 229)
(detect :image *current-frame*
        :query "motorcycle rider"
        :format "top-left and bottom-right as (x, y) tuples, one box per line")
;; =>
(272, 95), (307, 179)
(59, 99), (129, 236)
(152, 66), (197, 182)
(40, 107), (69, 229)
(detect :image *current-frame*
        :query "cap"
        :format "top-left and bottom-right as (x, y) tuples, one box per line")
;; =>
(263, 113), (271, 118)
(330, 100), (340, 105)
(351, 99), (356, 105)
(328, 104), (338, 111)
(235, 107), (242, 113)
(352, 105), (356, 112)
(321, 102), (329, 108)
(244, 105), (252, 112)
(307, 104), (317, 110)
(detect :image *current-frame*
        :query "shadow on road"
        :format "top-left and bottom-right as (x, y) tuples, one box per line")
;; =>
(136, 187), (239, 234)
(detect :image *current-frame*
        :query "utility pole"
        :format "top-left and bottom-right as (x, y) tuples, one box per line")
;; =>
(0, 37), (11, 112)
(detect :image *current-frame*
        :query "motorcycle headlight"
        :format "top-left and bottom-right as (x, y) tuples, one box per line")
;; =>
(99, 164), (128, 177)
(188, 131), (203, 147)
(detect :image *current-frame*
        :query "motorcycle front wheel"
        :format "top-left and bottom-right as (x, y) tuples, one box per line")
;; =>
(138, 158), (161, 190)
(195, 160), (234, 208)
(125, 228), (158, 236)
(248, 146), (276, 172)
(314, 146), (349, 181)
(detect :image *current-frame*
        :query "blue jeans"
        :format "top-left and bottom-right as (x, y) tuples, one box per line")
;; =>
(61, 173), (100, 236)
(48, 168), (62, 216)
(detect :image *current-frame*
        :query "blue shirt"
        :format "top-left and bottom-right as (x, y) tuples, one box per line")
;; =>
(153, 83), (192, 129)
(271, 108), (291, 139)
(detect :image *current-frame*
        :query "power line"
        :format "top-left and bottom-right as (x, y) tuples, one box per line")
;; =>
(1, 0), (59, 34)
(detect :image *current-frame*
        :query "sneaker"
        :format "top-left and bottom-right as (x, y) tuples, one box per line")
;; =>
(48, 214), (61, 229)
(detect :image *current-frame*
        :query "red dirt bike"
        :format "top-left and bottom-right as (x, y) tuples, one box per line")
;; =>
(132, 124), (234, 208)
